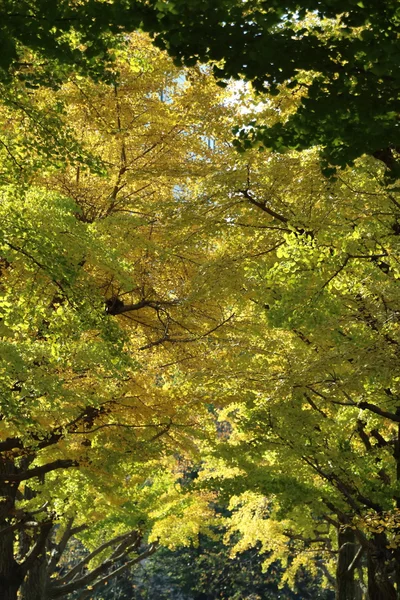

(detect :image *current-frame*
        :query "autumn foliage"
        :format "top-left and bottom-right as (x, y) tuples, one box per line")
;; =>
(0, 13), (399, 600)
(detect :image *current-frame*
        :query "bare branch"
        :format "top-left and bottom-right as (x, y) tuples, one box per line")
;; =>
(347, 545), (364, 574)
(140, 313), (235, 351)
(106, 297), (179, 316)
(316, 559), (336, 587)
(72, 421), (172, 435)
(48, 520), (88, 572)
(370, 429), (391, 447)
(320, 255), (349, 291)
(238, 188), (289, 225)
(50, 541), (156, 598)
(303, 392), (329, 418)
(356, 420), (372, 451)
(358, 401), (400, 422)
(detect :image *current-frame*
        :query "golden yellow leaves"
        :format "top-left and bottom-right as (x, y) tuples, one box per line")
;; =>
(149, 487), (217, 549)
(353, 509), (400, 549)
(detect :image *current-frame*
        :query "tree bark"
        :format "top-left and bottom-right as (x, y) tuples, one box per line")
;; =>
(0, 462), (22, 600)
(19, 525), (50, 600)
(367, 533), (397, 600)
(336, 527), (356, 600)
(0, 582), (20, 600)
(0, 526), (20, 600)
(20, 557), (48, 600)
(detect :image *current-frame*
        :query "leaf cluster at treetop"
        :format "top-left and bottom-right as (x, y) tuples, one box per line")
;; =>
(2, 0), (400, 175)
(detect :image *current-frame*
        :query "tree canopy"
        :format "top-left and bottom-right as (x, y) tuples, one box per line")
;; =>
(2, 0), (399, 172)
(1, 13), (400, 600)
(150, 0), (400, 173)
(0, 35), (233, 599)
(182, 140), (400, 597)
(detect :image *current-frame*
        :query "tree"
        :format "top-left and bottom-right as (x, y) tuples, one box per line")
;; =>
(186, 140), (400, 597)
(149, 0), (400, 175)
(126, 81), (400, 593)
(0, 34), (234, 599)
(2, 1), (399, 173)
(2, 21), (400, 599)
(18, 517), (157, 600)
(0, 0), (144, 85)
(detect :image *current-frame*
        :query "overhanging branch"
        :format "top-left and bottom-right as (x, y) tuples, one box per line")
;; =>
(0, 459), (78, 482)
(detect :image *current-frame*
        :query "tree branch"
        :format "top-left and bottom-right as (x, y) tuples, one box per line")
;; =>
(238, 188), (289, 225)
(347, 545), (364, 574)
(303, 392), (329, 418)
(20, 520), (53, 578)
(370, 429), (391, 447)
(51, 541), (156, 598)
(320, 255), (350, 290)
(74, 543), (158, 600)
(140, 313), (235, 350)
(55, 530), (139, 586)
(48, 520), (88, 573)
(358, 401), (400, 422)
(0, 459), (78, 482)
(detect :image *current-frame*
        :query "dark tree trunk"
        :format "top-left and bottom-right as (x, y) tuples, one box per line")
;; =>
(20, 557), (48, 600)
(394, 548), (400, 600)
(0, 582), (20, 600)
(0, 463), (23, 600)
(0, 525), (22, 600)
(367, 533), (397, 600)
(395, 412), (400, 598)
(19, 525), (49, 600)
(336, 527), (356, 600)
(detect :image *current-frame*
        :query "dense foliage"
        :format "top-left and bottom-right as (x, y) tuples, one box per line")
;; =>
(0, 7), (399, 600)
(2, 0), (399, 173)
(0, 36), (231, 599)
(131, 533), (334, 600)
(151, 0), (400, 174)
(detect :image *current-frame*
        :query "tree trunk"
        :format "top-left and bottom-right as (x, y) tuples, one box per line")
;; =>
(19, 526), (49, 600)
(394, 548), (400, 600)
(0, 526), (21, 600)
(0, 582), (20, 600)
(0, 468), (22, 600)
(336, 527), (356, 600)
(356, 566), (368, 600)
(367, 533), (397, 600)
(20, 557), (48, 600)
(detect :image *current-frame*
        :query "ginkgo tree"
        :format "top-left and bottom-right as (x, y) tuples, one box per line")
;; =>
(180, 135), (400, 599)
(1, 25), (400, 600)
(112, 71), (400, 597)
(14, 454), (216, 600)
(53, 54), (400, 598)
(0, 34), (235, 600)
(2, 0), (399, 176)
